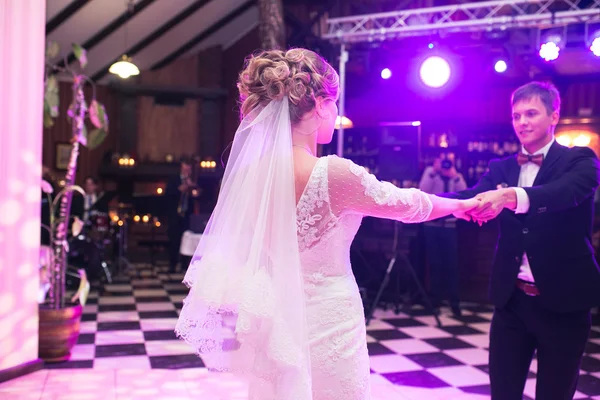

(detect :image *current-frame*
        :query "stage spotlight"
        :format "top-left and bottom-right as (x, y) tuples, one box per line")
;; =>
(591, 37), (600, 57)
(419, 56), (451, 88)
(494, 60), (508, 73)
(539, 41), (560, 61)
(539, 34), (562, 61)
(381, 68), (392, 79)
(585, 23), (600, 57)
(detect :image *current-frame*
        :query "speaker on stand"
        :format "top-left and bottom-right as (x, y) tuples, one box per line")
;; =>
(357, 122), (440, 326)
(377, 122), (421, 183)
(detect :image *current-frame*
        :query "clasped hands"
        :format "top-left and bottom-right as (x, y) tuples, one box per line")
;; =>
(453, 185), (517, 226)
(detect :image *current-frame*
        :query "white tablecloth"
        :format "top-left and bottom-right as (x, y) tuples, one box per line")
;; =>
(179, 230), (202, 256)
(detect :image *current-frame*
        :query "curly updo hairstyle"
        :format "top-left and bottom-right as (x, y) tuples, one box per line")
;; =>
(237, 48), (339, 124)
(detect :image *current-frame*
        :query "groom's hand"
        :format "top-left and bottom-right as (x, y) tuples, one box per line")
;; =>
(469, 188), (517, 222)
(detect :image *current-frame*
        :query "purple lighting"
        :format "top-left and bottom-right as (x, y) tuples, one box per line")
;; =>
(419, 56), (451, 88)
(539, 41), (560, 61)
(591, 37), (600, 57)
(381, 68), (392, 79)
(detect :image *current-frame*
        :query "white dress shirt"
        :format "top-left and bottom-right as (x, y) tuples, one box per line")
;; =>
(512, 138), (555, 283)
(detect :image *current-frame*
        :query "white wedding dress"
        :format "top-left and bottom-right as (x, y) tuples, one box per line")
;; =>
(292, 155), (433, 399)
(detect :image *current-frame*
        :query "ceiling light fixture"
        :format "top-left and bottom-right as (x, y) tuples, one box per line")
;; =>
(110, 0), (139, 79)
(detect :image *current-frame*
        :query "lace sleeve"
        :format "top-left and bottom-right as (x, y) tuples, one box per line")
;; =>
(327, 156), (433, 223)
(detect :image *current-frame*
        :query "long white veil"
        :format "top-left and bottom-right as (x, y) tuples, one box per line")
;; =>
(175, 98), (312, 397)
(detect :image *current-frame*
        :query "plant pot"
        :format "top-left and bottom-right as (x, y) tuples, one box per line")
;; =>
(38, 303), (83, 363)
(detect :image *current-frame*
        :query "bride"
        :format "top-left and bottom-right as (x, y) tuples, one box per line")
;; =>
(175, 48), (479, 399)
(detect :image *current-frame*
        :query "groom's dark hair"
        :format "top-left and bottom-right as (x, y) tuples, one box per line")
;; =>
(511, 81), (561, 116)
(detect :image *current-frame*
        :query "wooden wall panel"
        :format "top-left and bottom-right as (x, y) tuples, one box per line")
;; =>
(137, 97), (199, 162)
(136, 46), (225, 161)
(140, 53), (200, 87)
(562, 81), (600, 118)
(42, 81), (119, 185)
(137, 54), (200, 161)
(197, 46), (224, 89)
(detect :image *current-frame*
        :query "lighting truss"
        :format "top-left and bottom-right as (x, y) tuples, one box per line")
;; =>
(323, 0), (600, 43)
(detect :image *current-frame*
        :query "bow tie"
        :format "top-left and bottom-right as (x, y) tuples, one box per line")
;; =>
(517, 152), (544, 166)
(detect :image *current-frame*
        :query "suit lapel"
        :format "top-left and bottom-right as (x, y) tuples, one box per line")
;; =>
(533, 141), (565, 186)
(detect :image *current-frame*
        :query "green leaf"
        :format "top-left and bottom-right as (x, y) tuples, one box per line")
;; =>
(43, 100), (54, 128)
(77, 124), (88, 146)
(87, 128), (107, 150)
(89, 100), (108, 130)
(72, 43), (87, 69)
(46, 41), (60, 60)
(44, 75), (59, 118)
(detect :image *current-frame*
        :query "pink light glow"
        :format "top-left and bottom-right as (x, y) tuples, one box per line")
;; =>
(0, 0), (46, 372)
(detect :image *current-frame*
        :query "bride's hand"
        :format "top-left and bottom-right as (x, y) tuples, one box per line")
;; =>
(453, 198), (481, 222)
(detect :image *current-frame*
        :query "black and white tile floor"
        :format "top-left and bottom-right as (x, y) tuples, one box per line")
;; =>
(2, 263), (600, 400)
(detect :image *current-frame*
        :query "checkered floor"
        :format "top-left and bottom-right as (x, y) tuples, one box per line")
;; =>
(2, 263), (600, 400)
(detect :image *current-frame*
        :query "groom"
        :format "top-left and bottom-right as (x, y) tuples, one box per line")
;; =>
(446, 81), (600, 399)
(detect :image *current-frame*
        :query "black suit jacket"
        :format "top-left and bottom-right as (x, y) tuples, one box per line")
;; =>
(449, 142), (600, 312)
(71, 190), (116, 219)
(165, 175), (195, 221)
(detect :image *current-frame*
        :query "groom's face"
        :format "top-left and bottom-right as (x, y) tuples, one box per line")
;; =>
(511, 95), (558, 151)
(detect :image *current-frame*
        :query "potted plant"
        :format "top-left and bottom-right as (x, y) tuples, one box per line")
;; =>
(39, 42), (110, 362)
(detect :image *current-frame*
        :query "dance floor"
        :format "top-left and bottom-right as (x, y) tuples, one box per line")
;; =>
(1, 263), (599, 400)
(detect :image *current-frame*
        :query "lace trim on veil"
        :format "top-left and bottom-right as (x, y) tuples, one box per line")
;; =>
(174, 98), (312, 399)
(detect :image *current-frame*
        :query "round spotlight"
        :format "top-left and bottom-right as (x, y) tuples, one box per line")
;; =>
(428, 43), (434, 49)
(539, 41), (560, 61)
(494, 60), (508, 73)
(591, 37), (600, 57)
(381, 68), (392, 80)
(419, 56), (451, 88)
